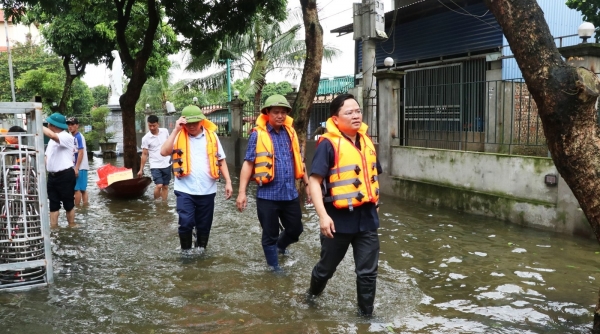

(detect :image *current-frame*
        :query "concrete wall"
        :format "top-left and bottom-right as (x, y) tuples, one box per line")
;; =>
(382, 146), (591, 237)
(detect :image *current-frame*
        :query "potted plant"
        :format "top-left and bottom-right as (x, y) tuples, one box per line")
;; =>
(90, 106), (117, 152)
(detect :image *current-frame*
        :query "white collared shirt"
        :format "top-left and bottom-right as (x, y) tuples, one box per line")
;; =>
(141, 128), (171, 168)
(45, 131), (75, 172)
(174, 129), (226, 195)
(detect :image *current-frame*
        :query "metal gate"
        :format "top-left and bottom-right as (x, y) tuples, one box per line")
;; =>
(0, 102), (52, 291)
(403, 59), (486, 150)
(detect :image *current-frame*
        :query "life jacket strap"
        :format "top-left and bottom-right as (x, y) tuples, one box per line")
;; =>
(255, 162), (273, 169)
(252, 172), (272, 186)
(256, 152), (274, 158)
(329, 164), (361, 174)
(326, 178), (362, 189)
(324, 191), (364, 203)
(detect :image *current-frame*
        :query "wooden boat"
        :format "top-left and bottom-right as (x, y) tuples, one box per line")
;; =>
(101, 176), (152, 198)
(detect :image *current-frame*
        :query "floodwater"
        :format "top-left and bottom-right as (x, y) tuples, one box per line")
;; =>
(1, 157), (599, 333)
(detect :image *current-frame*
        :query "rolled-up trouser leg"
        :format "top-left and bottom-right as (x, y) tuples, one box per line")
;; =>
(352, 230), (380, 316)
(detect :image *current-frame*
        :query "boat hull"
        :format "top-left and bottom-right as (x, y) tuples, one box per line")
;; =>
(101, 176), (152, 198)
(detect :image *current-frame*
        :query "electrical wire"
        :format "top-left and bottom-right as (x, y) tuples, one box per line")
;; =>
(437, 0), (501, 32)
(379, 5), (400, 55)
(320, 7), (352, 22)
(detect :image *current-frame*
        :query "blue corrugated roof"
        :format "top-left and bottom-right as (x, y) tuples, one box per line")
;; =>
(359, 2), (502, 68)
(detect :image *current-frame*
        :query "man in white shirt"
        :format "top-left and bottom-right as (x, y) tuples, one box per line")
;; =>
(160, 105), (233, 252)
(44, 113), (76, 227)
(138, 115), (171, 200)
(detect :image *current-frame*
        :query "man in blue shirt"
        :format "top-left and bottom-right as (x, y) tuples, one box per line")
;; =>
(236, 95), (311, 271)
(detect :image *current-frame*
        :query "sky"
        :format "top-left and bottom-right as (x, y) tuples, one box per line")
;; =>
(81, 0), (393, 88)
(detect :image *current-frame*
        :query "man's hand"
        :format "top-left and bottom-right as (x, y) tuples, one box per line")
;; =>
(74, 167), (79, 178)
(224, 181), (233, 200)
(236, 193), (247, 212)
(175, 116), (187, 132)
(305, 185), (312, 204)
(319, 214), (336, 238)
(137, 169), (143, 178)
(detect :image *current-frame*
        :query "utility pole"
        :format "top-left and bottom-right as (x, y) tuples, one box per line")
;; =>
(353, 0), (386, 137)
(3, 10), (16, 102)
(220, 58), (233, 132)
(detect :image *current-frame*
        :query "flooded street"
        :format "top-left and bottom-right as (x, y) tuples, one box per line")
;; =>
(1, 157), (599, 333)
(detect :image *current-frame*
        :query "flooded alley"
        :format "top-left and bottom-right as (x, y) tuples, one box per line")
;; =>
(1, 157), (598, 333)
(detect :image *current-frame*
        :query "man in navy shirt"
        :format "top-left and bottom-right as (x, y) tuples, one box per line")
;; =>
(236, 95), (310, 271)
(306, 94), (382, 317)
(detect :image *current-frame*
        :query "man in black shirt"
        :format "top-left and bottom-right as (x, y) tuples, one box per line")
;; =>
(306, 94), (382, 317)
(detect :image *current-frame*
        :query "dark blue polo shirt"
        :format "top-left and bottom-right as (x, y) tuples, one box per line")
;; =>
(310, 137), (382, 233)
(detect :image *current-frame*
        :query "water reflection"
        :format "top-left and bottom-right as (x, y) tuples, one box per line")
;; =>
(0, 157), (598, 333)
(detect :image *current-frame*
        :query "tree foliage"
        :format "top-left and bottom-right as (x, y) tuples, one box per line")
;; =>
(70, 79), (95, 115)
(566, 0), (600, 42)
(261, 81), (293, 102)
(185, 8), (339, 113)
(2, 0), (288, 171)
(91, 85), (109, 107)
(0, 41), (62, 102)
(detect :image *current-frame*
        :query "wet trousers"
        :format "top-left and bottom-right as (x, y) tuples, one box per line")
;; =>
(256, 197), (304, 267)
(256, 197), (304, 249)
(175, 191), (215, 235)
(310, 230), (379, 315)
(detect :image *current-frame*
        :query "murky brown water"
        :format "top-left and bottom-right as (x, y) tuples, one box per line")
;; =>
(0, 157), (598, 333)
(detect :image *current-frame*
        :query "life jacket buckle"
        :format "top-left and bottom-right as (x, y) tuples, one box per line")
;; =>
(355, 191), (364, 202)
(354, 165), (361, 175)
(352, 178), (362, 188)
(371, 175), (376, 183)
(265, 162), (272, 169)
(172, 149), (183, 156)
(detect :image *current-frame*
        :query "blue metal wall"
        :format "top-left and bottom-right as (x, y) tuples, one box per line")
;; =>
(359, 2), (502, 69)
(502, 1), (583, 79)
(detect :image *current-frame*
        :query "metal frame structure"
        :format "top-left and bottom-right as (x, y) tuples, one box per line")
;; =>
(0, 102), (51, 291)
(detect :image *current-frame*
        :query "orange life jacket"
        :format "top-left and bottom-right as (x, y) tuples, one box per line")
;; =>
(318, 118), (379, 211)
(172, 119), (221, 179)
(252, 114), (304, 186)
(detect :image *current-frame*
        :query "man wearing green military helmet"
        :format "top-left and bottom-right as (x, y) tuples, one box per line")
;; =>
(160, 105), (233, 253)
(236, 94), (311, 272)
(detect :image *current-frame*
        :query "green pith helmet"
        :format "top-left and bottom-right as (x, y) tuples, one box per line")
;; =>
(181, 105), (206, 123)
(260, 94), (292, 114)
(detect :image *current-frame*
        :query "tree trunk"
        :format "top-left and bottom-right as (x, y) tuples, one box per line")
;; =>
(483, 0), (600, 330)
(58, 57), (75, 114)
(293, 0), (323, 155)
(114, 0), (159, 173)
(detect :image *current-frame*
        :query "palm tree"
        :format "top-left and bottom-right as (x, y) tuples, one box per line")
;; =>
(185, 12), (340, 114)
